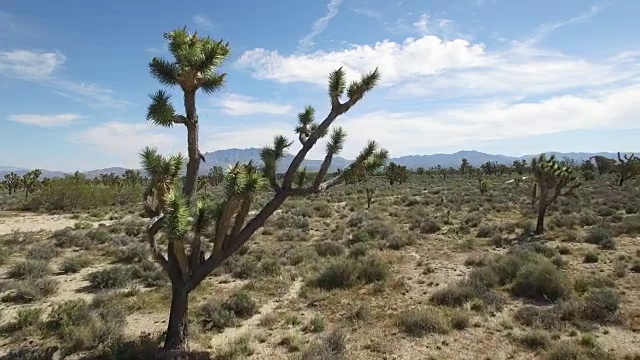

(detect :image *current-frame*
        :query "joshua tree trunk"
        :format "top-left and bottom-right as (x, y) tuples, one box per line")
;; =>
(366, 187), (374, 209)
(183, 91), (199, 199)
(535, 201), (547, 235)
(164, 284), (189, 352)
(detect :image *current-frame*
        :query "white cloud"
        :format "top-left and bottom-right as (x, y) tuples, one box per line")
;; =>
(7, 113), (83, 127)
(237, 29), (639, 101)
(334, 85), (640, 157)
(217, 94), (294, 116)
(0, 50), (64, 79)
(69, 122), (181, 160)
(193, 14), (214, 30)
(298, 0), (344, 51)
(351, 8), (382, 19)
(518, 5), (602, 47)
(0, 49), (130, 109)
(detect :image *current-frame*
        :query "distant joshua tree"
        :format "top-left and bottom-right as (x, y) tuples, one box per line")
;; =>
(531, 154), (580, 234)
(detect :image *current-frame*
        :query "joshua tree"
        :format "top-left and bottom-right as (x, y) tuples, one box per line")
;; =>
(512, 159), (527, 176)
(478, 176), (488, 195)
(590, 155), (615, 175)
(123, 169), (143, 187)
(531, 154), (580, 234)
(22, 169), (41, 201)
(207, 166), (225, 187)
(142, 27), (384, 355)
(614, 152), (640, 187)
(342, 142), (388, 208)
(460, 158), (471, 175)
(385, 161), (409, 185)
(3, 172), (20, 195)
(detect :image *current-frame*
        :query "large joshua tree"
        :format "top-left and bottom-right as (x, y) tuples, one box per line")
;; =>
(143, 27), (385, 355)
(531, 154), (580, 235)
(22, 169), (42, 201)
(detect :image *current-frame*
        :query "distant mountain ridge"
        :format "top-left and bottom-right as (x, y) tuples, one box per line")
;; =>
(0, 149), (633, 179)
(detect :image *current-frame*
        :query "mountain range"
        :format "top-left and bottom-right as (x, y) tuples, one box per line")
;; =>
(0, 149), (631, 179)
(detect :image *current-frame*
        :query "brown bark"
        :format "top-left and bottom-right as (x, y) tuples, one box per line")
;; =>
(183, 90), (199, 199)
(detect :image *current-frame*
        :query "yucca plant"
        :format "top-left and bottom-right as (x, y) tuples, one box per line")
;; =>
(22, 169), (41, 201)
(142, 27), (385, 356)
(614, 152), (640, 187)
(3, 172), (20, 195)
(531, 154), (580, 234)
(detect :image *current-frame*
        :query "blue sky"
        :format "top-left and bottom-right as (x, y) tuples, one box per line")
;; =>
(1, 0), (639, 171)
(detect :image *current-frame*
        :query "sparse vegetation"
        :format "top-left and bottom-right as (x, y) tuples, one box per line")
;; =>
(0, 19), (638, 360)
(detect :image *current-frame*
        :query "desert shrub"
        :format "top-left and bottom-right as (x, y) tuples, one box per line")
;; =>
(348, 229), (371, 245)
(476, 224), (498, 238)
(362, 220), (394, 240)
(198, 300), (236, 331)
(214, 335), (254, 359)
(53, 231), (89, 249)
(385, 233), (416, 250)
(449, 310), (471, 330)
(27, 244), (58, 261)
(584, 227), (615, 250)
(59, 255), (92, 274)
(581, 288), (619, 323)
(583, 251), (599, 263)
(276, 228), (311, 242)
(314, 241), (345, 257)
(573, 275), (615, 294)
(113, 243), (148, 264)
(8, 260), (49, 279)
(13, 307), (43, 330)
(85, 265), (134, 290)
(511, 261), (572, 302)
(131, 259), (167, 287)
(258, 258), (281, 276)
(545, 340), (613, 360)
(0, 345), (59, 360)
(226, 256), (260, 279)
(24, 178), (139, 211)
(518, 329), (551, 350)
(47, 298), (127, 355)
(397, 307), (449, 337)
(312, 255), (389, 290)
(223, 290), (257, 318)
(304, 315), (326, 333)
(419, 218), (441, 234)
(86, 228), (111, 245)
(430, 279), (506, 312)
(6, 277), (59, 304)
(347, 243), (368, 258)
(630, 260), (640, 273)
(298, 328), (346, 360)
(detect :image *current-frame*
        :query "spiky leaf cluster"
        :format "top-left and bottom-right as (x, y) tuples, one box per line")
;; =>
(147, 27), (230, 127)
(141, 147), (186, 214)
(223, 161), (265, 199)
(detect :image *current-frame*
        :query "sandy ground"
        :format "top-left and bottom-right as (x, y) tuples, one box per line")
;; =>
(0, 211), (113, 235)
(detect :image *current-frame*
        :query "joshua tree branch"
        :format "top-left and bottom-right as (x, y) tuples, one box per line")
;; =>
(146, 216), (168, 271)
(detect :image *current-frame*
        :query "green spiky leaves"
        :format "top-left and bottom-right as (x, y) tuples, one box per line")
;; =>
(147, 90), (180, 127)
(261, 135), (293, 184)
(355, 140), (389, 172)
(347, 68), (381, 103)
(223, 161), (266, 198)
(150, 26), (230, 101)
(326, 127), (346, 156)
(328, 67), (347, 104)
(140, 147), (185, 183)
(163, 187), (191, 242)
(149, 58), (179, 87)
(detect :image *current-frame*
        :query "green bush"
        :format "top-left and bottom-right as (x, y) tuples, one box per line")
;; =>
(511, 261), (572, 302)
(59, 255), (92, 274)
(85, 265), (134, 290)
(8, 260), (49, 279)
(398, 307), (449, 337)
